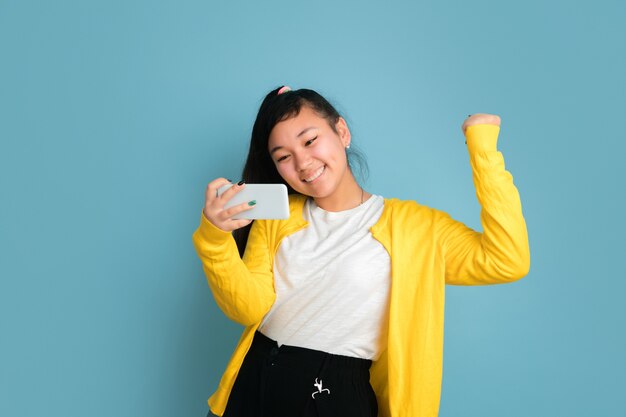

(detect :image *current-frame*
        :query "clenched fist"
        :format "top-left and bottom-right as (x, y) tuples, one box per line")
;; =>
(462, 113), (501, 134)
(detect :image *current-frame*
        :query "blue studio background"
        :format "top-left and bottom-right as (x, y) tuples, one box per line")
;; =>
(1, 0), (624, 416)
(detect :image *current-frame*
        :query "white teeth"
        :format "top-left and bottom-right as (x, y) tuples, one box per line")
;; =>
(303, 166), (325, 182)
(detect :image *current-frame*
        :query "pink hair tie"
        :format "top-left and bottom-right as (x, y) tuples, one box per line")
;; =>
(277, 85), (292, 95)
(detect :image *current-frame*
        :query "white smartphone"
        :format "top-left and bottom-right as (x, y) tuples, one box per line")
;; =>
(216, 183), (290, 220)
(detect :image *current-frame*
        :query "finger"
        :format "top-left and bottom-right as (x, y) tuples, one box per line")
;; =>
(218, 181), (246, 203)
(461, 120), (469, 133)
(462, 114), (472, 130)
(206, 178), (232, 203)
(218, 200), (256, 222)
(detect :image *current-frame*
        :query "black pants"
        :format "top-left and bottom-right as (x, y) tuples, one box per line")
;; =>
(208, 330), (378, 417)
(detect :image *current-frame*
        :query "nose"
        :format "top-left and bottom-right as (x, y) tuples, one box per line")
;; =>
(293, 150), (313, 171)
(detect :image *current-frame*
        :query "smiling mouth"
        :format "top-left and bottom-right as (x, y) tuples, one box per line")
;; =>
(302, 165), (325, 182)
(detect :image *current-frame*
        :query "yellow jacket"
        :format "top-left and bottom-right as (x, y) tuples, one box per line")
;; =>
(192, 124), (530, 417)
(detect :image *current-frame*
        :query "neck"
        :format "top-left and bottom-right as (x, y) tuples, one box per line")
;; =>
(313, 171), (371, 212)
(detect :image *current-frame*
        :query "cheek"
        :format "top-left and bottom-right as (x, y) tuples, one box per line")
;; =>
(275, 163), (297, 183)
(319, 143), (347, 166)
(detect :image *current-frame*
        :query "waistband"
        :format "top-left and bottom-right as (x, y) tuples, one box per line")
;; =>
(252, 330), (373, 372)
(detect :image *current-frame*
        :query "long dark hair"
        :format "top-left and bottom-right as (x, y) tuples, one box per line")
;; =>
(233, 86), (368, 256)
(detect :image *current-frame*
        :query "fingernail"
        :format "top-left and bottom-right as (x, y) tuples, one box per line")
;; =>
(237, 180), (245, 186)
(248, 200), (256, 206)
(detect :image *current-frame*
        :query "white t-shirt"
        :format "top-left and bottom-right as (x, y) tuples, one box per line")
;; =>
(258, 194), (391, 360)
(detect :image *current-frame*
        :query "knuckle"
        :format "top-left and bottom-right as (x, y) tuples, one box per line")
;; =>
(208, 178), (222, 188)
(209, 178), (230, 191)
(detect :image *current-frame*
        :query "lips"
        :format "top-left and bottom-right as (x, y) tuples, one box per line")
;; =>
(302, 165), (325, 182)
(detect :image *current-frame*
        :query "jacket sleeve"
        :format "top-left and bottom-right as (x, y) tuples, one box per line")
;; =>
(439, 124), (531, 285)
(191, 211), (276, 325)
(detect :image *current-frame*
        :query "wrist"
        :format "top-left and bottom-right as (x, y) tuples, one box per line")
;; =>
(464, 124), (500, 153)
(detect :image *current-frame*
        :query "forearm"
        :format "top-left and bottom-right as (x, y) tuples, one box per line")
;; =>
(192, 211), (275, 324)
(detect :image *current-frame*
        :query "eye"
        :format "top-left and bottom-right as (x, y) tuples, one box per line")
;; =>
(305, 136), (318, 146)
(276, 155), (289, 162)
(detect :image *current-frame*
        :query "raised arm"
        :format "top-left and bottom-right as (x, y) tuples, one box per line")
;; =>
(191, 179), (276, 325)
(440, 117), (530, 285)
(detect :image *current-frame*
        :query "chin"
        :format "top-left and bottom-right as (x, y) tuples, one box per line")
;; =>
(290, 184), (323, 198)
(302, 187), (335, 200)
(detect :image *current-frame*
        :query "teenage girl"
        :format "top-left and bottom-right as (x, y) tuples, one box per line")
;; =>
(192, 86), (530, 417)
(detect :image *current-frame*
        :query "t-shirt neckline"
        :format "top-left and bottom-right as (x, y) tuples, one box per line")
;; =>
(307, 194), (379, 219)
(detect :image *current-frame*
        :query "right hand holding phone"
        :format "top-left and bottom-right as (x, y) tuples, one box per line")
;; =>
(203, 178), (254, 232)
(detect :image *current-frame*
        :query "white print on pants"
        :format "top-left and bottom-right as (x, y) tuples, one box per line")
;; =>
(312, 378), (331, 399)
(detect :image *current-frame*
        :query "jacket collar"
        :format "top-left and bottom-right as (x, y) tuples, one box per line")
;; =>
(286, 193), (393, 252)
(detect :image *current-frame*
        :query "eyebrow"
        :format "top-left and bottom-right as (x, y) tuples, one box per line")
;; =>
(269, 126), (317, 155)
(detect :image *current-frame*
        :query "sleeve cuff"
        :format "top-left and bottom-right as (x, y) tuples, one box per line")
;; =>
(464, 124), (500, 153)
(195, 209), (232, 244)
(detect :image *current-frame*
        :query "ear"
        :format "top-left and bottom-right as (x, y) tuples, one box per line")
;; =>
(335, 117), (351, 148)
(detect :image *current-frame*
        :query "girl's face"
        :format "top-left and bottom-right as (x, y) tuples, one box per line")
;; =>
(268, 105), (351, 199)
